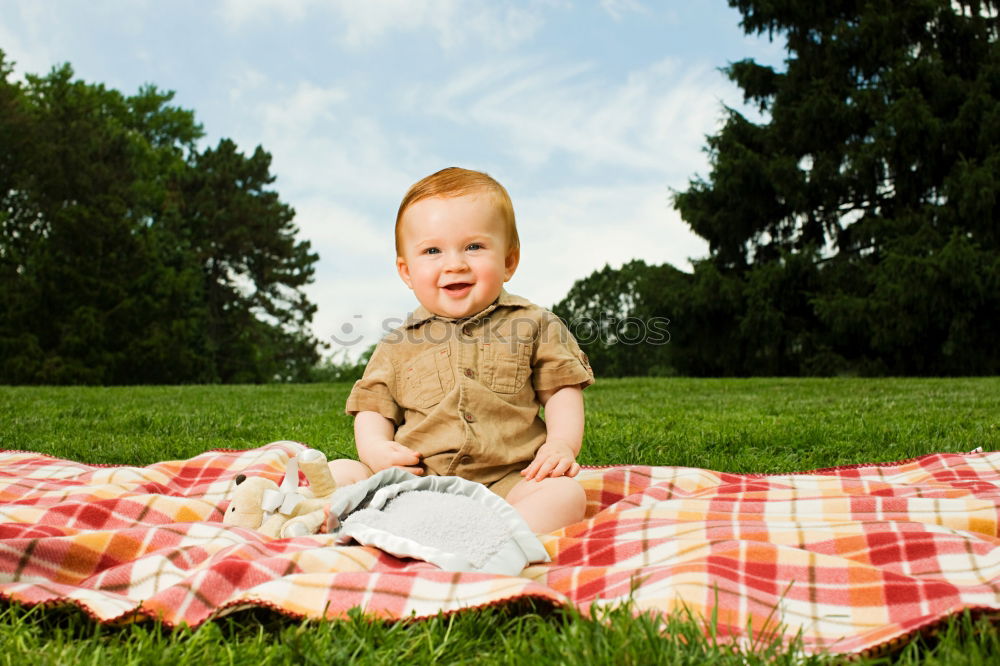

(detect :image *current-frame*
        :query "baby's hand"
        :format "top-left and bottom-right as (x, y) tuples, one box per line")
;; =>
(521, 442), (580, 481)
(360, 440), (424, 475)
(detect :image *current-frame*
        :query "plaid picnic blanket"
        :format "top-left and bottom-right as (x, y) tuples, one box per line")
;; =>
(1, 441), (998, 656)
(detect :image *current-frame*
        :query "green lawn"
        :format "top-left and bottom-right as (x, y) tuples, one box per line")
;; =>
(2, 378), (999, 664)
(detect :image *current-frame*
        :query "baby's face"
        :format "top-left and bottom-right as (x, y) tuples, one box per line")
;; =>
(396, 193), (518, 320)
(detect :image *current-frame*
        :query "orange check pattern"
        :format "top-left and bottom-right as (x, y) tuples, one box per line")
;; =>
(2, 441), (999, 655)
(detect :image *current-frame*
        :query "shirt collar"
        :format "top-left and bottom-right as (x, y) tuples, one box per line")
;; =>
(404, 289), (531, 329)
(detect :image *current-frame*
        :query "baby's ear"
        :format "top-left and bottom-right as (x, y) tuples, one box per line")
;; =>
(396, 256), (414, 289)
(504, 247), (520, 281)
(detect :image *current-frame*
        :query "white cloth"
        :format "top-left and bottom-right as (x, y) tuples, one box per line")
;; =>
(329, 469), (550, 576)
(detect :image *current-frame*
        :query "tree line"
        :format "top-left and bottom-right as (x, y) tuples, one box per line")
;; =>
(4, 0), (998, 384)
(0, 51), (320, 384)
(556, 0), (1000, 377)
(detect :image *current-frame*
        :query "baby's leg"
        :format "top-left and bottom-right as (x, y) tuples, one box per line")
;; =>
(505, 476), (586, 534)
(327, 458), (373, 487)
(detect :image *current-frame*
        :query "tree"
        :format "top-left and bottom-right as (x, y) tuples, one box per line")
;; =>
(673, 0), (1000, 375)
(181, 139), (320, 382)
(1, 58), (201, 383)
(552, 260), (683, 377)
(0, 52), (321, 384)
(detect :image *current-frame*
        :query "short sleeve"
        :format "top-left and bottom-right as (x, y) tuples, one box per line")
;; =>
(345, 342), (404, 424)
(531, 312), (595, 392)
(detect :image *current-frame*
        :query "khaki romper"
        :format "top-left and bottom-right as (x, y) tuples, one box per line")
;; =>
(345, 290), (594, 497)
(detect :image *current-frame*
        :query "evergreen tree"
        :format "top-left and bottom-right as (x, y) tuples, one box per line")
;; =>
(181, 139), (320, 383)
(673, 0), (1000, 375)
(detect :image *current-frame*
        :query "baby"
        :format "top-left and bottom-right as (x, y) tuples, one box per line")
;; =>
(330, 167), (594, 533)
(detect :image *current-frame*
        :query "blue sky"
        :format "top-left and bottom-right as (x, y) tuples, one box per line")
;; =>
(2, 1), (783, 357)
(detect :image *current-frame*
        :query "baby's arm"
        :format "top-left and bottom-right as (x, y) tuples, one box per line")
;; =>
(354, 411), (424, 475)
(521, 385), (584, 481)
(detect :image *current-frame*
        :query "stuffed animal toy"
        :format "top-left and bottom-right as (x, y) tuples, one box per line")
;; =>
(223, 448), (339, 538)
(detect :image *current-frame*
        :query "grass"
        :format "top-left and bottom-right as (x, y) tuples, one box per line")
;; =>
(2, 377), (1000, 664)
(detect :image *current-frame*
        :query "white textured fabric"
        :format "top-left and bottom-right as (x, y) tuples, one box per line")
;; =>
(330, 469), (550, 576)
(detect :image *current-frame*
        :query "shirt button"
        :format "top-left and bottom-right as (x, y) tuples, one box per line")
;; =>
(462, 326), (473, 336)
(463, 411), (475, 423)
(464, 368), (475, 379)
(459, 454), (473, 465)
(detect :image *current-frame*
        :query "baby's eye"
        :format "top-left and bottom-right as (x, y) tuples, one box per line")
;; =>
(423, 247), (440, 255)
(466, 243), (484, 251)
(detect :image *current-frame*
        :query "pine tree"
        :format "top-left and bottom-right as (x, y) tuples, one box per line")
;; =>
(673, 0), (1000, 375)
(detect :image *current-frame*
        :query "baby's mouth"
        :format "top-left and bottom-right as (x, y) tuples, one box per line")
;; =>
(442, 282), (473, 292)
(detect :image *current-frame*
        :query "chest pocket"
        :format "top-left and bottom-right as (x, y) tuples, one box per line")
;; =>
(481, 341), (531, 394)
(400, 345), (453, 409)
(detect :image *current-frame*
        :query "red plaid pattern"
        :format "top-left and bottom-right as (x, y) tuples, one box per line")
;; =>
(2, 441), (998, 655)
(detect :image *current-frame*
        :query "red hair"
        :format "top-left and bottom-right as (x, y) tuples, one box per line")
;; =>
(395, 167), (519, 257)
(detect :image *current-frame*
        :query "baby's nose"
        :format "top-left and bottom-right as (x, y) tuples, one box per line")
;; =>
(444, 253), (469, 270)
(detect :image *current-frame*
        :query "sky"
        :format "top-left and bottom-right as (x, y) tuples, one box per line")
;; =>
(1, 1), (784, 359)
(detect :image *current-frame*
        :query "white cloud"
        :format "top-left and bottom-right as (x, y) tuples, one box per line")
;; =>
(259, 81), (349, 135)
(0, 1), (62, 77)
(219, 0), (315, 25)
(333, 0), (543, 51)
(512, 183), (708, 310)
(293, 197), (388, 260)
(452, 3), (544, 51)
(307, 271), (409, 358)
(227, 68), (269, 104)
(235, 76), (414, 205)
(413, 56), (735, 179)
(218, 0), (544, 51)
(600, 0), (649, 21)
